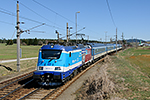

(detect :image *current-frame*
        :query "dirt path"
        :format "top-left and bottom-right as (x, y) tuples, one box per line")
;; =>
(0, 57), (38, 63)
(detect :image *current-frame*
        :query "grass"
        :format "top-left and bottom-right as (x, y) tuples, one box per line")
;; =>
(121, 47), (150, 78)
(120, 47), (150, 56)
(0, 43), (40, 79)
(0, 43), (41, 60)
(75, 47), (150, 99)
(107, 47), (150, 99)
(0, 59), (37, 78)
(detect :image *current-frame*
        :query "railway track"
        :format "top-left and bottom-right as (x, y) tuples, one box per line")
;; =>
(0, 71), (34, 88)
(0, 57), (105, 100)
(19, 87), (56, 100)
(0, 71), (35, 100)
(0, 79), (34, 100)
(16, 58), (105, 100)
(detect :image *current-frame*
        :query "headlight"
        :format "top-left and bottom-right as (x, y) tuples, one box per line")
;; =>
(39, 67), (43, 70)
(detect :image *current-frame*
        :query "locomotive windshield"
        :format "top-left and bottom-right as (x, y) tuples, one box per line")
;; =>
(42, 49), (62, 59)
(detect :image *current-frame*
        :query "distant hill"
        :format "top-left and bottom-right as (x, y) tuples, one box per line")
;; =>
(147, 40), (150, 42)
(126, 39), (146, 43)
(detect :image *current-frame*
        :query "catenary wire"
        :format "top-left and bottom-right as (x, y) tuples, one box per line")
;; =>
(32, 0), (75, 24)
(1, 1), (105, 41)
(105, 0), (117, 28)
(105, 0), (124, 38)
(19, 2), (65, 29)
(0, 20), (15, 26)
(20, 0), (102, 39)
(32, 0), (102, 38)
(0, 9), (65, 31)
(32, 0), (86, 31)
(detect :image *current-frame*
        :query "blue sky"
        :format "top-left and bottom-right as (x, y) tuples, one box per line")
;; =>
(0, 0), (150, 41)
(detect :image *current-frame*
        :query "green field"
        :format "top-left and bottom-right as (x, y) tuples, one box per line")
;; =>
(0, 43), (41, 79)
(108, 47), (150, 99)
(0, 43), (41, 60)
(0, 59), (37, 77)
(75, 47), (150, 100)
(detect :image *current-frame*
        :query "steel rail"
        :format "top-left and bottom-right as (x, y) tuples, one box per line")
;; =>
(0, 73), (33, 90)
(0, 79), (34, 100)
(19, 86), (42, 100)
(0, 70), (35, 85)
(19, 86), (57, 100)
(41, 87), (60, 100)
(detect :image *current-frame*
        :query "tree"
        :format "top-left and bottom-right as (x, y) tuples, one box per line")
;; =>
(0, 39), (2, 43)
(6, 39), (13, 45)
(13, 39), (17, 43)
(27, 39), (33, 45)
(2, 38), (6, 43)
(38, 40), (43, 45)
(34, 38), (38, 45)
(21, 39), (27, 44)
(110, 38), (113, 43)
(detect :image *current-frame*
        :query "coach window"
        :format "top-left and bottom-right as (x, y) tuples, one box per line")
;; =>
(69, 52), (71, 57)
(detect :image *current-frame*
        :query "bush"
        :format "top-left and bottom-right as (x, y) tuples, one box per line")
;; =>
(6, 39), (13, 45)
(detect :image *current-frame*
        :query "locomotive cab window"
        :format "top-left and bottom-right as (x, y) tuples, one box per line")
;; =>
(42, 49), (62, 59)
(69, 52), (71, 57)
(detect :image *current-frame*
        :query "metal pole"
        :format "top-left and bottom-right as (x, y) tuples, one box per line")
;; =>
(67, 23), (69, 42)
(56, 30), (59, 43)
(88, 35), (89, 43)
(17, 1), (20, 72)
(69, 28), (70, 40)
(105, 32), (107, 54)
(76, 13), (77, 43)
(122, 32), (124, 49)
(132, 36), (133, 47)
(75, 11), (80, 43)
(136, 38), (137, 49)
(116, 28), (117, 54)
(105, 32), (107, 44)
(58, 32), (59, 43)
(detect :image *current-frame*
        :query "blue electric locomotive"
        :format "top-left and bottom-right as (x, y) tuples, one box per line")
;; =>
(33, 44), (87, 85)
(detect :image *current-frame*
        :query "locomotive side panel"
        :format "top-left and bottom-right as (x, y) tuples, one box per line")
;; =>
(63, 50), (82, 78)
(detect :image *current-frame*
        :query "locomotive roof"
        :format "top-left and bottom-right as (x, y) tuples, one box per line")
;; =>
(41, 44), (85, 51)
